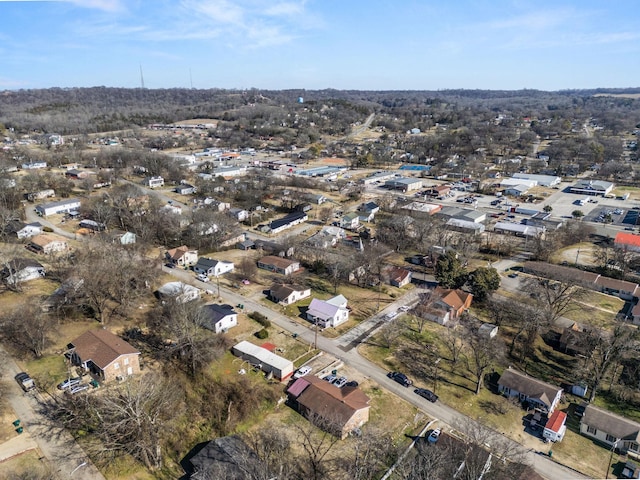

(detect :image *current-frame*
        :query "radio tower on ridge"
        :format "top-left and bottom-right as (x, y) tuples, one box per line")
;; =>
(139, 64), (145, 89)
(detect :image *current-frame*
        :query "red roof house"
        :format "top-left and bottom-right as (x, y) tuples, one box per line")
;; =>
(615, 232), (640, 253)
(543, 410), (567, 442)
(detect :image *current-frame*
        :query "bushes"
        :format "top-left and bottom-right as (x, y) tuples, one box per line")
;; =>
(249, 311), (271, 329)
(255, 329), (269, 339)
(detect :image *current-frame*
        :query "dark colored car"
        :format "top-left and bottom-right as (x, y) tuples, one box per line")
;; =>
(574, 403), (587, 417)
(414, 388), (438, 402)
(387, 371), (412, 387)
(345, 380), (359, 388)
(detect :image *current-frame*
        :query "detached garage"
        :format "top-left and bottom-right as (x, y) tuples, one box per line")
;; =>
(231, 341), (294, 381)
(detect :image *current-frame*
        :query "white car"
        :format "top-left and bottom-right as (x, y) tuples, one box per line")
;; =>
(399, 305), (410, 312)
(385, 311), (399, 321)
(294, 366), (312, 379)
(196, 273), (210, 282)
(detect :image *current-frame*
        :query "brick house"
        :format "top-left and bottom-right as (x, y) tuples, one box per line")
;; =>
(68, 329), (141, 384)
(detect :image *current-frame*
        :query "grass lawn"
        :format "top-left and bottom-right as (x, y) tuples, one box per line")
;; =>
(0, 450), (51, 479)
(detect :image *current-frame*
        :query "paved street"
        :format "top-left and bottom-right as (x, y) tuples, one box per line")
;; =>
(165, 265), (587, 479)
(0, 346), (105, 479)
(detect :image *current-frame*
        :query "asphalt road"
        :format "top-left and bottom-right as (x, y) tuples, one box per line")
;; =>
(164, 266), (587, 479)
(0, 346), (105, 479)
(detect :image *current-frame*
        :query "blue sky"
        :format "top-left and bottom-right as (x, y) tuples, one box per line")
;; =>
(1, 0), (639, 91)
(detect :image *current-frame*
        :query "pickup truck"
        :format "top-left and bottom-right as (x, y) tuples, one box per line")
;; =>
(15, 372), (35, 392)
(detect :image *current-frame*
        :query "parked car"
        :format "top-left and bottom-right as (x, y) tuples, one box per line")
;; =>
(57, 377), (82, 390)
(387, 371), (412, 387)
(293, 366), (312, 379)
(345, 380), (359, 388)
(67, 384), (90, 395)
(333, 376), (348, 388)
(164, 263), (176, 269)
(399, 305), (410, 312)
(324, 374), (337, 383)
(196, 273), (210, 282)
(414, 388), (438, 402)
(385, 311), (399, 321)
(508, 273), (518, 278)
(574, 403), (587, 417)
(427, 428), (441, 443)
(15, 372), (35, 392)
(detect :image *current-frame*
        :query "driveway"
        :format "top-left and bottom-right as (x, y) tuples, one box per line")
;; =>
(163, 266), (586, 479)
(0, 346), (105, 479)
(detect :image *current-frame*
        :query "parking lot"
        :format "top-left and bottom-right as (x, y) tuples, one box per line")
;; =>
(583, 205), (628, 225)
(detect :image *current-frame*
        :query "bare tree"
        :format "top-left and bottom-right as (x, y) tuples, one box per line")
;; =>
(147, 299), (230, 376)
(50, 374), (182, 470)
(464, 328), (505, 395)
(293, 413), (342, 480)
(582, 324), (639, 402)
(0, 303), (57, 358)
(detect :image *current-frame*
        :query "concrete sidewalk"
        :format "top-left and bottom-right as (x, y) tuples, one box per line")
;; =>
(0, 430), (38, 463)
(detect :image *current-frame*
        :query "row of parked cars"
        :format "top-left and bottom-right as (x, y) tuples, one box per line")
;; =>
(387, 371), (438, 402)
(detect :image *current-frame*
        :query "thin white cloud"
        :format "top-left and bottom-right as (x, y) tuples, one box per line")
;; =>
(0, 0), (126, 12)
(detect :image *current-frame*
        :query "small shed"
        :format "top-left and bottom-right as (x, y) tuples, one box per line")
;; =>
(478, 323), (498, 339)
(543, 410), (567, 442)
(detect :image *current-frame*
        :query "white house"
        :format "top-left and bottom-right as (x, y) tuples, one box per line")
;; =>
(16, 222), (43, 239)
(22, 161), (47, 170)
(194, 257), (234, 277)
(306, 295), (350, 328)
(543, 410), (567, 443)
(28, 234), (68, 254)
(580, 404), (640, 456)
(269, 284), (311, 305)
(339, 213), (360, 230)
(498, 368), (563, 414)
(156, 282), (201, 304)
(1, 258), (46, 285)
(202, 304), (238, 333)
(35, 198), (81, 216)
(165, 245), (198, 267)
(228, 208), (249, 222)
(144, 176), (165, 188)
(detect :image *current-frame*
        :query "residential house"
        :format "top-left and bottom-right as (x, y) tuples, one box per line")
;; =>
(156, 282), (201, 304)
(166, 245), (198, 267)
(254, 240), (295, 258)
(68, 329), (141, 383)
(231, 340), (294, 381)
(65, 169), (92, 180)
(305, 193), (327, 205)
(175, 184), (196, 195)
(182, 436), (271, 480)
(268, 211), (308, 235)
(236, 239), (255, 250)
(1, 258), (45, 285)
(219, 230), (246, 248)
(269, 284), (311, 305)
(305, 226), (345, 249)
(202, 304), (238, 333)
(478, 323), (499, 339)
(35, 198), (81, 216)
(498, 368), (563, 413)
(580, 404), (640, 456)
(306, 295), (349, 328)
(557, 324), (591, 356)
(339, 212), (360, 230)
(435, 288), (473, 319)
(79, 219), (106, 232)
(26, 189), (55, 202)
(257, 256), (300, 276)
(228, 207), (249, 222)
(286, 375), (370, 439)
(358, 201), (380, 216)
(385, 266), (412, 288)
(21, 161), (47, 170)
(28, 234), (68, 254)
(107, 230), (137, 245)
(143, 176), (165, 188)
(15, 222), (43, 239)
(543, 410), (567, 443)
(193, 257), (234, 277)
